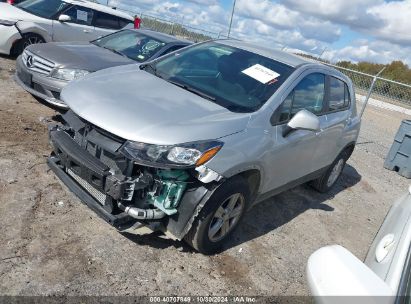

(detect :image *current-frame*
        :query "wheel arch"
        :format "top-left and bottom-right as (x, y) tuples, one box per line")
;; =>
(340, 141), (356, 160)
(235, 169), (262, 202)
(10, 31), (48, 56)
(15, 21), (52, 42)
(165, 168), (262, 241)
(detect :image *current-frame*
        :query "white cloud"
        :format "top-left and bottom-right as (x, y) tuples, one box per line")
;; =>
(323, 40), (411, 65)
(367, 1), (411, 46)
(281, 0), (383, 29)
(105, 0), (410, 65)
(235, 0), (341, 43)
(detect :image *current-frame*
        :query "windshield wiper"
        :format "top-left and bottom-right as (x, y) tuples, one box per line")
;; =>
(101, 46), (127, 58)
(140, 62), (161, 77)
(167, 80), (216, 102)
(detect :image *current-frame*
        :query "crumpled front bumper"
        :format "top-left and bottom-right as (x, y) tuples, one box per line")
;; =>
(48, 128), (138, 230)
(48, 156), (136, 230)
(47, 125), (217, 240)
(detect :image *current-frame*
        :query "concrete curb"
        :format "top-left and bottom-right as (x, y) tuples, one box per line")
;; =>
(358, 94), (411, 116)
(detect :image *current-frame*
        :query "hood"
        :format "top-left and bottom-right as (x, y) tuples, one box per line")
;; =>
(0, 3), (42, 22)
(61, 64), (250, 145)
(27, 42), (133, 71)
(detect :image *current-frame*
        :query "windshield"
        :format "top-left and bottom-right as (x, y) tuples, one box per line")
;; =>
(146, 42), (295, 113)
(93, 30), (167, 62)
(16, 0), (69, 19)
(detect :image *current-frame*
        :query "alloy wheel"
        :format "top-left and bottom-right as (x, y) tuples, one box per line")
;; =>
(327, 159), (345, 187)
(208, 193), (245, 242)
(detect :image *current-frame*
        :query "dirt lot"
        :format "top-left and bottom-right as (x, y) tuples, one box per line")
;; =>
(0, 54), (410, 298)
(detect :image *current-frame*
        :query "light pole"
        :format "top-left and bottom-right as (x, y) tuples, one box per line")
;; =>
(227, 0), (237, 38)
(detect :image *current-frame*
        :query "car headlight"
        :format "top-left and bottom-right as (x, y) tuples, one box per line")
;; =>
(51, 69), (89, 81)
(121, 140), (223, 168)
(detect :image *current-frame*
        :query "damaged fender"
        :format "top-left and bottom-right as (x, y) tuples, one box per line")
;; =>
(15, 21), (52, 42)
(164, 182), (222, 240)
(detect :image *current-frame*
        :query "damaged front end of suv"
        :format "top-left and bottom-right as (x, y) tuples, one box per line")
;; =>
(48, 110), (224, 240)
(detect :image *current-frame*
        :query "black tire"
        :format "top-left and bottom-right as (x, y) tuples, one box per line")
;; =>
(310, 151), (348, 193)
(184, 176), (251, 255)
(14, 33), (45, 56)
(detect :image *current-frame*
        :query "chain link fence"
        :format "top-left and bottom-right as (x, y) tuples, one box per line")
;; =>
(322, 63), (411, 108)
(138, 13), (221, 42)
(119, 7), (221, 42)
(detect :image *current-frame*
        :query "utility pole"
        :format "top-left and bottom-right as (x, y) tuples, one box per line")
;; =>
(317, 47), (327, 60)
(227, 0), (237, 38)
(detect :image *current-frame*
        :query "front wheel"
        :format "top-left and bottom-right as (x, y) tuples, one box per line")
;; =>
(184, 176), (250, 255)
(15, 34), (45, 56)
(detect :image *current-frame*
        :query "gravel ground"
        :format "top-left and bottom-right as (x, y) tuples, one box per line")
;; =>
(0, 54), (410, 298)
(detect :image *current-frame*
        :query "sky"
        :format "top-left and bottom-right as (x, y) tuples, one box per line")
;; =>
(104, 0), (411, 65)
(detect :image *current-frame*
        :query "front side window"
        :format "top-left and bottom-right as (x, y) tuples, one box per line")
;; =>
(144, 42), (295, 113)
(94, 11), (131, 30)
(277, 73), (325, 123)
(16, 0), (69, 19)
(92, 30), (166, 62)
(62, 5), (94, 26)
(329, 76), (350, 111)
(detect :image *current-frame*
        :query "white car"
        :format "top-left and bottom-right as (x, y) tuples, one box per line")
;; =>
(0, 0), (134, 56)
(307, 187), (411, 303)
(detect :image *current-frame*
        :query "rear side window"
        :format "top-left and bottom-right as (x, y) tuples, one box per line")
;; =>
(329, 77), (350, 111)
(93, 11), (132, 30)
(63, 6), (94, 25)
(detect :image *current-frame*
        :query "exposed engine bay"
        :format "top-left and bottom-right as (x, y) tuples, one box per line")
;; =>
(47, 110), (223, 239)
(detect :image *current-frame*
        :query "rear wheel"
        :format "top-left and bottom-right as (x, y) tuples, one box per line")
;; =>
(184, 176), (250, 255)
(310, 152), (347, 193)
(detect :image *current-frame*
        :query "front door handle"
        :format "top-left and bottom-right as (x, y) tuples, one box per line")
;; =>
(83, 29), (91, 33)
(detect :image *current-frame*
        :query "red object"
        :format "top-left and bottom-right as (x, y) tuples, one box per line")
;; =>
(7, 0), (15, 4)
(134, 17), (141, 29)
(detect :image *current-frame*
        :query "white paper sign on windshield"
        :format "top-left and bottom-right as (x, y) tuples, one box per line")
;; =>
(77, 10), (88, 22)
(242, 64), (280, 84)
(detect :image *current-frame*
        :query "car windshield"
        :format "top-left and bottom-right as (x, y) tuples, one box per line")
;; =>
(16, 0), (69, 19)
(145, 42), (295, 113)
(93, 30), (167, 62)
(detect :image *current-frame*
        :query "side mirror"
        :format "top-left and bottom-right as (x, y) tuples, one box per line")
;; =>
(307, 245), (394, 300)
(283, 109), (320, 137)
(58, 14), (71, 22)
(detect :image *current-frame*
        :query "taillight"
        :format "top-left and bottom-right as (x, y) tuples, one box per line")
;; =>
(134, 17), (141, 29)
(7, 0), (15, 4)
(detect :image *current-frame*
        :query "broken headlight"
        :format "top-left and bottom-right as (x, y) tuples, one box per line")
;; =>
(121, 140), (223, 168)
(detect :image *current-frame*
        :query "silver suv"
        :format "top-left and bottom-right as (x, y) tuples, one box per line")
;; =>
(48, 40), (361, 254)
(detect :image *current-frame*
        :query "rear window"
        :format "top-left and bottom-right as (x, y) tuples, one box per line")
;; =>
(93, 11), (132, 30)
